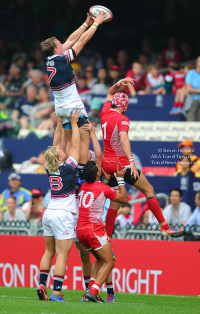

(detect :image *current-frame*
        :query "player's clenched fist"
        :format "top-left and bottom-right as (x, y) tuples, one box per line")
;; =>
(70, 110), (81, 123)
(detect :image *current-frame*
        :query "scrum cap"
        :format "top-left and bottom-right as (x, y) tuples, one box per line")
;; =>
(112, 92), (129, 113)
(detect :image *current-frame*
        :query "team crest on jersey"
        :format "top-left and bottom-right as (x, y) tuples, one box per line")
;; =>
(121, 121), (130, 126)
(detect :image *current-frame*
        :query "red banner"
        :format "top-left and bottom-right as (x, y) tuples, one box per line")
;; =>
(0, 236), (199, 296)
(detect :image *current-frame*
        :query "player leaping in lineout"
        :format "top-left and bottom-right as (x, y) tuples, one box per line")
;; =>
(40, 11), (105, 181)
(100, 77), (183, 238)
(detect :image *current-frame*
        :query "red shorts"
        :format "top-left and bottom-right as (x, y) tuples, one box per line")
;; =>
(76, 223), (108, 251)
(103, 157), (129, 176)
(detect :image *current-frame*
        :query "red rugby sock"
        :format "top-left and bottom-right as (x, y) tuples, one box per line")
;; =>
(106, 208), (117, 238)
(90, 282), (101, 295)
(88, 278), (95, 289)
(146, 196), (169, 229)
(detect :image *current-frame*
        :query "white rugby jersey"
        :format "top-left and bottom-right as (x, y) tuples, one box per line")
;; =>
(46, 49), (82, 108)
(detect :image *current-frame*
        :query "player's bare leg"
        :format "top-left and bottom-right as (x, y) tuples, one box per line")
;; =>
(49, 239), (73, 301)
(86, 243), (114, 303)
(133, 173), (182, 235)
(37, 236), (55, 300)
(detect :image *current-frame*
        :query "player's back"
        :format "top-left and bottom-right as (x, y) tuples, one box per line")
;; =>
(78, 181), (108, 225)
(46, 157), (77, 213)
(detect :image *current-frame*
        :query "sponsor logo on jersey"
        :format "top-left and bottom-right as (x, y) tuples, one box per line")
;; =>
(121, 121), (130, 126)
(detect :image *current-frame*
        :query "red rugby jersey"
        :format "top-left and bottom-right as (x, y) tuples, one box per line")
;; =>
(78, 181), (117, 225)
(100, 101), (130, 170)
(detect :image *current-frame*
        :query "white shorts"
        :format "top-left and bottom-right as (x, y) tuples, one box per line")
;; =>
(55, 103), (88, 124)
(42, 209), (76, 240)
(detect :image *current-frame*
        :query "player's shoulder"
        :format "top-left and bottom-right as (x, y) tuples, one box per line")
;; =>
(119, 114), (130, 123)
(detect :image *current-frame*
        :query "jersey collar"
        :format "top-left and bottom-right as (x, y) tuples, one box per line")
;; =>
(47, 55), (59, 60)
(110, 109), (122, 115)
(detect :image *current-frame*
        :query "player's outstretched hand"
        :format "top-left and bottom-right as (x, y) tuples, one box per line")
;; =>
(82, 119), (94, 133)
(93, 11), (105, 25)
(130, 162), (140, 179)
(56, 116), (63, 124)
(86, 13), (94, 26)
(117, 78), (135, 87)
(115, 165), (126, 178)
(102, 168), (111, 183)
(71, 110), (81, 123)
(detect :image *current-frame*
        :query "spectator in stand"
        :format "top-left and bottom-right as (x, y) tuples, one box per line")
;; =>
(126, 62), (147, 96)
(173, 155), (195, 177)
(13, 55), (26, 72)
(141, 38), (156, 65)
(0, 173), (31, 211)
(145, 64), (165, 95)
(85, 65), (98, 89)
(180, 41), (195, 63)
(90, 68), (109, 94)
(0, 38), (12, 74)
(26, 57), (37, 72)
(117, 50), (130, 76)
(106, 57), (115, 70)
(37, 111), (56, 133)
(35, 49), (46, 73)
(71, 62), (82, 84)
(155, 53), (165, 72)
(12, 84), (38, 129)
(163, 36), (181, 67)
(77, 75), (89, 93)
(0, 64), (26, 109)
(18, 150), (46, 174)
(109, 65), (122, 85)
(163, 189), (191, 225)
(186, 56), (200, 121)
(176, 139), (198, 175)
(116, 203), (133, 228)
(1, 196), (26, 221)
(169, 63), (193, 114)
(138, 53), (150, 71)
(165, 62), (185, 95)
(22, 69), (45, 96)
(30, 86), (53, 128)
(26, 188), (44, 221)
(186, 192), (200, 226)
(88, 98), (101, 130)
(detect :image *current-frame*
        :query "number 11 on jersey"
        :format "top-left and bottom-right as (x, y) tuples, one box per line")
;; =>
(102, 122), (107, 139)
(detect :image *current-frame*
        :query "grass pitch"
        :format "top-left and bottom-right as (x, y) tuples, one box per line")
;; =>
(0, 287), (199, 314)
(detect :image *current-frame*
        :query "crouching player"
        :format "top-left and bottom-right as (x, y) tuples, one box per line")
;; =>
(76, 162), (128, 303)
(37, 111), (80, 301)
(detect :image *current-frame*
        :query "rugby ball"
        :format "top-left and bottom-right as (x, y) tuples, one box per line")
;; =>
(89, 5), (113, 22)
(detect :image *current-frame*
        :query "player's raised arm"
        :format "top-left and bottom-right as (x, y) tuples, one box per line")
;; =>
(82, 119), (102, 168)
(53, 116), (64, 148)
(68, 110), (81, 162)
(106, 78), (135, 101)
(62, 14), (94, 52)
(72, 12), (104, 56)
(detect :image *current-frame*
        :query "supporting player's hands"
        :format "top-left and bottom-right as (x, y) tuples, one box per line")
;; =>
(56, 116), (63, 124)
(117, 78), (135, 87)
(102, 168), (111, 183)
(85, 13), (94, 26)
(130, 162), (140, 179)
(70, 110), (81, 123)
(115, 165), (126, 178)
(93, 11), (105, 25)
(82, 119), (94, 133)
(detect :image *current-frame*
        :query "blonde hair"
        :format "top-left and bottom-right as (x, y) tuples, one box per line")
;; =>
(40, 37), (56, 58)
(44, 146), (60, 172)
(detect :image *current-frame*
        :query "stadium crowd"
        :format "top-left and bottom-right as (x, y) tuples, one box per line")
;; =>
(0, 34), (200, 137)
